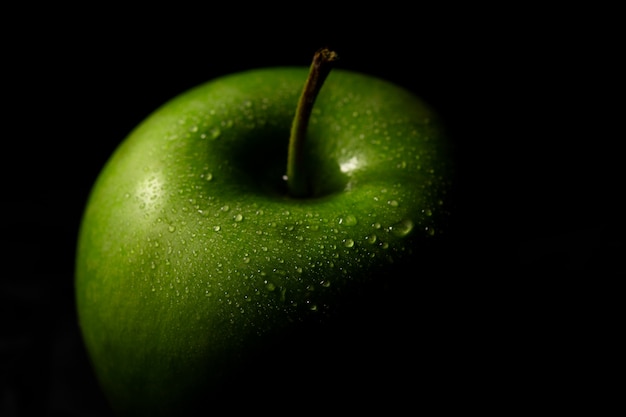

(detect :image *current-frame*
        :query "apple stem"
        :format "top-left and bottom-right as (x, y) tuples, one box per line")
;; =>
(286, 47), (339, 197)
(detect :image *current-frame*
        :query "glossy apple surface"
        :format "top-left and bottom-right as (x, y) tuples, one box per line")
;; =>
(76, 66), (453, 415)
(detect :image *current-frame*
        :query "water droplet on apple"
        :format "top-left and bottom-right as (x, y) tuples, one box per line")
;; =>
(168, 225), (176, 232)
(213, 225), (221, 232)
(343, 238), (355, 248)
(365, 234), (377, 244)
(340, 214), (358, 226)
(205, 172), (213, 181)
(209, 127), (221, 140)
(234, 214), (243, 222)
(391, 219), (414, 237)
(388, 200), (399, 207)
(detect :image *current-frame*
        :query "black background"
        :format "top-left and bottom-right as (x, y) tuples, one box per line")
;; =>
(2, 5), (621, 416)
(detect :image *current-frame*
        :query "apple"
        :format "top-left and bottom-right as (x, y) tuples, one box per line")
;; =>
(75, 49), (454, 415)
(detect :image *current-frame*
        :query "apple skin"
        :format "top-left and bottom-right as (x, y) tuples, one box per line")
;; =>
(76, 67), (453, 415)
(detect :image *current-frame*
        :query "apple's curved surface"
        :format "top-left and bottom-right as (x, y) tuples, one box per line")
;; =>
(76, 67), (453, 415)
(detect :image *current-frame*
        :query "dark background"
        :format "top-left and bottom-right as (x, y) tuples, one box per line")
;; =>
(2, 5), (621, 416)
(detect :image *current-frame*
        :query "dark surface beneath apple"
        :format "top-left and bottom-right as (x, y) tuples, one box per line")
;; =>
(2, 9), (621, 416)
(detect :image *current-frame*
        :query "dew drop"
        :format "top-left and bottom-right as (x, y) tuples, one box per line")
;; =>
(340, 214), (358, 226)
(168, 225), (176, 233)
(343, 238), (355, 248)
(388, 200), (399, 207)
(365, 234), (377, 244)
(209, 127), (221, 140)
(205, 172), (213, 181)
(234, 214), (243, 222)
(391, 219), (414, 237)
(213, 225), (221, 232)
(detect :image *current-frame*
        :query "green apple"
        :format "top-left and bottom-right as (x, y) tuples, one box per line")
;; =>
(75, 49), (453, 415)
